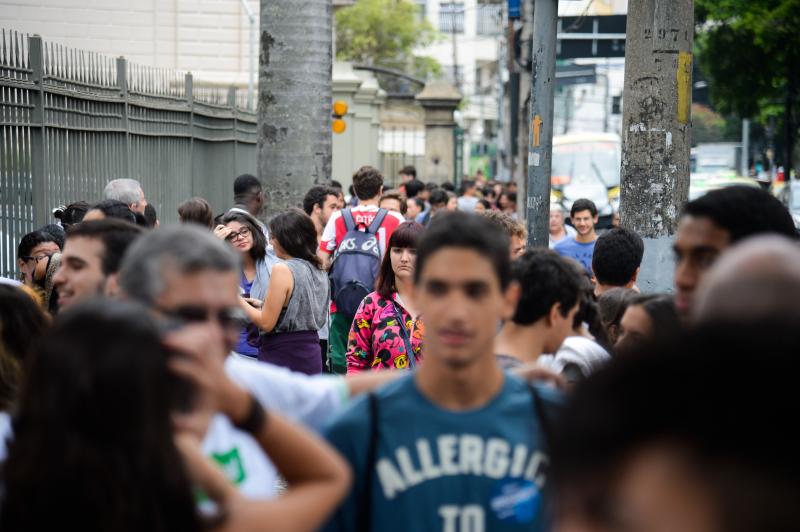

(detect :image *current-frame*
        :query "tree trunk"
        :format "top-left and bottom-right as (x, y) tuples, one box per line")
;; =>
(258, 0), (332, 216)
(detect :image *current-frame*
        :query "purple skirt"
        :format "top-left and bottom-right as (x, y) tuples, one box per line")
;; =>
(258, 330), (322, 375)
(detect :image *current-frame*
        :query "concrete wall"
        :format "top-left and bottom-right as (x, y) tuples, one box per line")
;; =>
(331, 62), (385, 190)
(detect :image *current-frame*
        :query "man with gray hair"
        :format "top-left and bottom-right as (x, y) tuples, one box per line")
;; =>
(117, 224), (391, 499)
(549, 203), (576, 248)
(103, 178), (148, 214)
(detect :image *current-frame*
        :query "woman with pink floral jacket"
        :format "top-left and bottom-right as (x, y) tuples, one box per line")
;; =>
(346, 222), (425, 373)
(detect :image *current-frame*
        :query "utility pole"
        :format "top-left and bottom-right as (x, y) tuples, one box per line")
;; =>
(525, 0), (558, 248)
(258, 0), (332, 216)
(620, 0), (694, 292)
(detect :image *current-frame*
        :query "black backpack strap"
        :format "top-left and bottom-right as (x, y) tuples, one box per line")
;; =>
(529, 384), (554, 451)
(357, 393), (379, 532)
(342, 208), (356, 232)
(366, 208), (389, 235)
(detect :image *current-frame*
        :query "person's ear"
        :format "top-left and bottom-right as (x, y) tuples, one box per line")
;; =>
(631, 266), (641, 284)
(104, 273), (120, 298)
(547, 302), (562, 327)
(502, 281), (521, 321)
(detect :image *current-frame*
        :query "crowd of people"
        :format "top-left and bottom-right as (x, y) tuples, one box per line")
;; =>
(1, 164), (798, 531)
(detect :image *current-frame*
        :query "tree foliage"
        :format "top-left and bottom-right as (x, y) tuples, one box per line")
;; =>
(335, 0), (441, 80)
(695, 0), (800, 167)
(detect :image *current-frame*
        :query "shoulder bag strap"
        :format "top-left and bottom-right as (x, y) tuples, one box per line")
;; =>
(390, 300), (416, 369)
(366, 208), (389, 234)
(342, 208), (356, 232)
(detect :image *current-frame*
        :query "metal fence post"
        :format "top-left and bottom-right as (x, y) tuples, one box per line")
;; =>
(185, 72), (194, 195)
(29, 34), (48, 227)
(228, 86), (238, 178)
(116, 56), (130, 178)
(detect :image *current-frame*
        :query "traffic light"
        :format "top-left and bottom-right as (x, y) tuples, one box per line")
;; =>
(332, 100), (348, 134)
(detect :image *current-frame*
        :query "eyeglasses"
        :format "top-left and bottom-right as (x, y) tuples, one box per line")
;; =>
(225, 227), (251, 242)
(154, 304), (248, 331)
(20, 254), (52, 264)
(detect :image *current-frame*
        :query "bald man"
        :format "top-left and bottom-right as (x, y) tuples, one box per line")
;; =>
(693, 235), (800, 324)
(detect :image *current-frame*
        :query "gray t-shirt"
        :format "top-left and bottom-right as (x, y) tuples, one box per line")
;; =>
(268, 258), (329, 334)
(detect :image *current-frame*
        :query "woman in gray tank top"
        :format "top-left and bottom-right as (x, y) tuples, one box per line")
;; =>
(239, 209), (329, 374)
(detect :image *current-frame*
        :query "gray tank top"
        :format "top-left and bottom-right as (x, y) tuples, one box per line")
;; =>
(268, 258), (329, 334)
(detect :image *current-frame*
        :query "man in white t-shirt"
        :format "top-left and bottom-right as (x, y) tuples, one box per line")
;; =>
(114, 225), (390, 499)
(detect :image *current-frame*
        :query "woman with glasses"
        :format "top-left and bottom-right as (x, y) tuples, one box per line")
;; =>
(346, 222), (425, 373)
(214, 212), (277, 359)
(239, 209), (329, 375)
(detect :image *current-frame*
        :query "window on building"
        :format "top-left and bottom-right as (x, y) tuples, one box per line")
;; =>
(416, 0), (427, 20)
(476, 2), (501, 35)
(439, 2), (465, 33)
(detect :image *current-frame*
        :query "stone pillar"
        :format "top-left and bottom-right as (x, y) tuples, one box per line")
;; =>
(416, 81), (462, 184)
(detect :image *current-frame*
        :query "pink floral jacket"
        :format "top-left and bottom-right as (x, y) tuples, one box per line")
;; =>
(346, 291), (424, 373)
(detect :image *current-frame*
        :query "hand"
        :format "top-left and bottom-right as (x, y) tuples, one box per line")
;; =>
(213, 224), (232, 240)
(513, 363), (567, 390)
(163, 323), (250, 423)
(243, 297), (263, 309)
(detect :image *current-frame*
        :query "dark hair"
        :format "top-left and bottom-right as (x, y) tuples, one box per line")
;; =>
(633, 294), (680, 337)
(54, 201), (89, 229)
(399, 165), (417, 178)
(352, 166), (384, 200)
(375, 222), (425, 299)
(571, 268), (610, 349)
(330, 180), (343, 190)
(477, 199), (492, 210)
(429, 189), (449, 207)
(268, 209), (323, 269)
(177, 197), (214, 228)
(233, 173), (262, 196)
(507, 192), (517, 204)
(303, 185), (339, 215)
(511, 249), (583, 325)
(570, 198), (597, 218)
(460, 179), (476, 195)
(617, 294), (681, 357)
(415, 212), (511, 290)
(380, 191), (408, 216)
(409, 197), (426, 211)
(550, 320), (800, 532)
(592, 227), (644, 287)
(424, 182), (439, 192)
(143, 204), (158, 228)
(65, 219), (144, 276)
(404, 179), (425, 198)
(40, 224), (65, 250)
(682, 185), (797, 242)
(220, 211), (267, 262)
(441, 181), (456, 192)
(0, 300), (202, 531)
(17, 230), (60, 260)
(0, 285), (49, 364)
(89, 199), (136, 225)
(597, 287), (637, 335)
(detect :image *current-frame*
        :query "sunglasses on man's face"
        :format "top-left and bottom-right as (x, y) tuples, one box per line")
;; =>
(155, 304), (248, 332)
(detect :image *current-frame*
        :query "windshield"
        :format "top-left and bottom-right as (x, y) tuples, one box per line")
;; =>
(552, 141), (620, 188)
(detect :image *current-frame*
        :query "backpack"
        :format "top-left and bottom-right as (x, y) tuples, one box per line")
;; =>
(330, 208), (389, 317)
